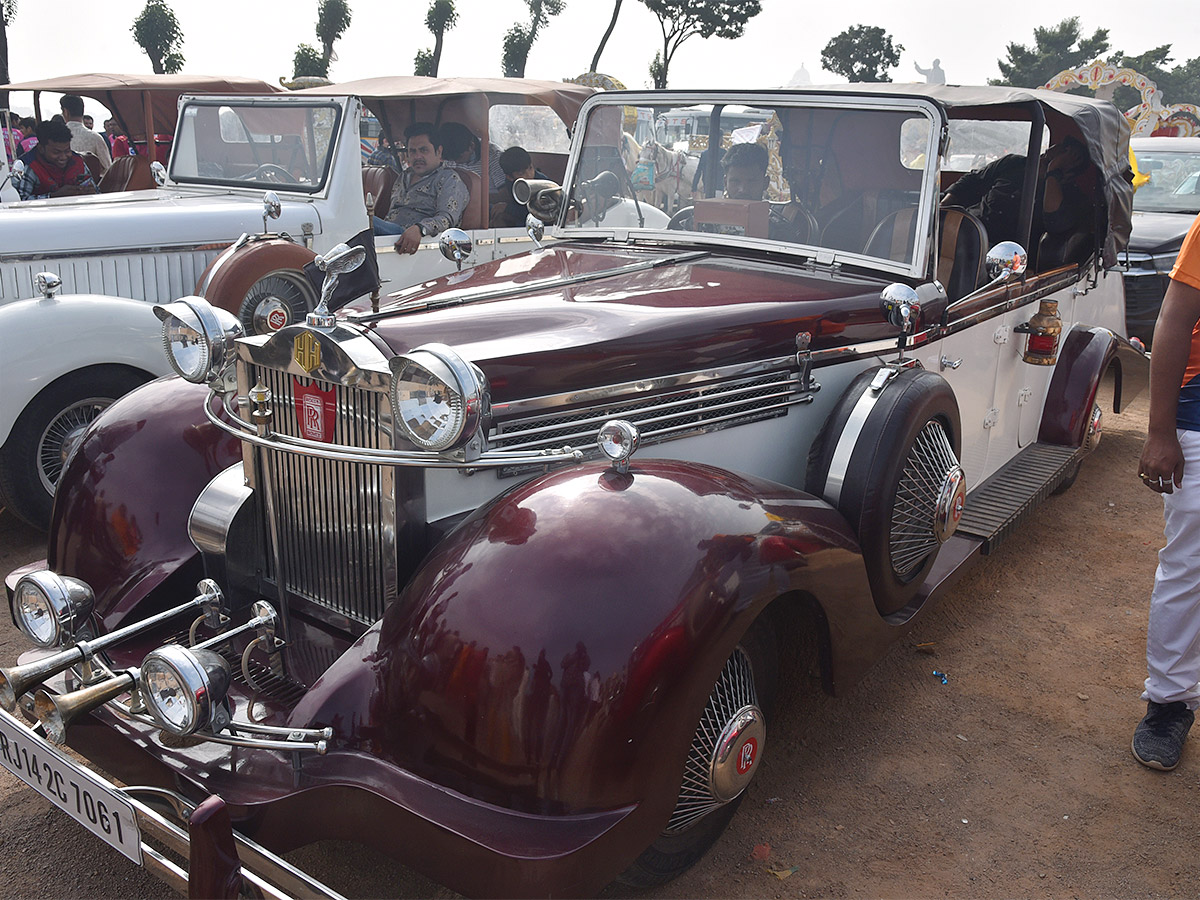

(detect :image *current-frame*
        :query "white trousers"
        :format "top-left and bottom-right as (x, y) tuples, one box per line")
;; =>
(1144, 429), (1200, 709)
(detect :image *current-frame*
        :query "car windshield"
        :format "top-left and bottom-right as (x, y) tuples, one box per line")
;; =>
(170, 99), (342, 193)
(560, 97), (939, 271)
(1132, 147), (1200, 213)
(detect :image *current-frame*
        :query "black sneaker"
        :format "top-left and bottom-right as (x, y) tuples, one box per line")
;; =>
(1132, 700), (1195, 770)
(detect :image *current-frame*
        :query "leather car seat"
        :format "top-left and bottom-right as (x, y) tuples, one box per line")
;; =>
(454, 167), (484, 230)
(361, 165), (398, 217)
(937, 207), (988, 302)
(98, 155), (156, 193)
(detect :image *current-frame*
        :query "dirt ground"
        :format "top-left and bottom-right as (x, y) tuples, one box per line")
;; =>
(0, 381), (1193, 899)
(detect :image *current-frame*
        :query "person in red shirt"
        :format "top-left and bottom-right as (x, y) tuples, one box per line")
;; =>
(1133, 212), (1200, 770)
(14, 119), (97, 200)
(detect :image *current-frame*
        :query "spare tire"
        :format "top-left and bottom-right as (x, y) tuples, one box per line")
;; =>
(807, 366), (964, 615)
(195, 237), (317, 334)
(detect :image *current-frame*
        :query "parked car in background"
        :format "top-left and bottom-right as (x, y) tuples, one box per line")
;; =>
(1, 84), (1145, 898)
(0, 76), (594, 531)
(1122, 135), (1200, 347)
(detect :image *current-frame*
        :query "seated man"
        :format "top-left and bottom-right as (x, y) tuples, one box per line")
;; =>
(14, 119), (97, 200)
(700, 142), (808, 242)
(440, 121), (506, 195)
(367, 134), (401, 171)
(373, 122), (470, 255)
(496, 146), (547, 227)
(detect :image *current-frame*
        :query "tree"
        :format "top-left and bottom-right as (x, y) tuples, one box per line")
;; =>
(293, 0), (351, 80)
(590, 0), (622, 73)
(640, 0), (762, 89)
(414, 0), (457, 78)
(0, 1), (15, 110)
(315, 0), (352, 71)
(820, 25), (902, 83)
(293, 44), (327, 79)
(991, 17), (1109, 88)
(500, 0), (565, 78)
(1110, 46), (1200, 110)
(131, 0), (185, 75)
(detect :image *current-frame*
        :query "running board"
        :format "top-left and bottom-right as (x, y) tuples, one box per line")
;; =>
(956, 442), (1083, 554)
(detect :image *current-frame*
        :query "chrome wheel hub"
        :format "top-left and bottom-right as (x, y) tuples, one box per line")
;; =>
(709, 705), (765, 802)
(665, 645), (761, 833)
(891, 419), (964, 576)
(253, 296), (292, 333)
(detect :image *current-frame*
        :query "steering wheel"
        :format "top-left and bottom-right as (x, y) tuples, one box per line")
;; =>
(240, 163), (294, 183)
(667, 206), (695, 230)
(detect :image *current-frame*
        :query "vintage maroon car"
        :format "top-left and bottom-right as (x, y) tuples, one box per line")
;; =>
(2, 85), (1145, 898)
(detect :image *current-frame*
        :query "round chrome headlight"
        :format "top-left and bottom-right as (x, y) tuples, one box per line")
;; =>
(13, 571), (95, 649)
(153, 297), (243, 384)
(140, 645), (231, 736)
(597, 420), (640, 463)
(389, 344), (487, 451)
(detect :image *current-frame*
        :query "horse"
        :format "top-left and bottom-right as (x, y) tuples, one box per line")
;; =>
(619, 131), (642, 175)
(636, 139), (699, 214)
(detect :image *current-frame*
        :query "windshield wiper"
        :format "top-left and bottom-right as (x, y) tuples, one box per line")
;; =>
(351, 249), (711, 321)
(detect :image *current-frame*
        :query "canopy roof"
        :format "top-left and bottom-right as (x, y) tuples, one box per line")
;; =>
(297, 75), (595, 138)
(1, 73), (282, 143)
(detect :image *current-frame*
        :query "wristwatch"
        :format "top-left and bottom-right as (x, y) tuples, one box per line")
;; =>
(418, 223), (430, 237)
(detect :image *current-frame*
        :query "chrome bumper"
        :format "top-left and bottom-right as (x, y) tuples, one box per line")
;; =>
(0, 709), (344, 900)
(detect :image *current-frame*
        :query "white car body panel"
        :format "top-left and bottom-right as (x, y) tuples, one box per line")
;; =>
(0, 294), (172, 446)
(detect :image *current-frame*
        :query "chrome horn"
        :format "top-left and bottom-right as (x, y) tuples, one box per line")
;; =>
(0, 584), (218, 712)
(33, 670), (139, 744)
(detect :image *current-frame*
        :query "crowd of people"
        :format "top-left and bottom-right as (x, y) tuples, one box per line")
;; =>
(2, 94), (155, 200)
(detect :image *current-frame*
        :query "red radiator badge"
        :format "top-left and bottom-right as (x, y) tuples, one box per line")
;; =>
(293, 379), (337, 443)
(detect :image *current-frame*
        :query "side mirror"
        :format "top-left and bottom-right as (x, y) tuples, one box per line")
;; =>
(880, 283), (921, 331)
(150, 161), (167, 187)
(307, 242), (366, 328)
(11, 159), (25, 179)
(985, 241), (1028, 282)
(262, 191), (282, 233)
(438, 228), (474, 272)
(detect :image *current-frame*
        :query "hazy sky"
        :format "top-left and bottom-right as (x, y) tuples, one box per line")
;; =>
(6, 0), (1200, 120)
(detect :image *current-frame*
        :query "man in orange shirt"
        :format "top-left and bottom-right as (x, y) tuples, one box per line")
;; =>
(1133, 212), (1200, 769)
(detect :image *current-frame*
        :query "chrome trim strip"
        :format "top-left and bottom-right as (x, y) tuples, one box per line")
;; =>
(207, 396), (584, 467)
(493, 383), (806, 452)
(0, 239), (232, 265)
(493, 354), (801, 418)
(824, 373), (888, 506)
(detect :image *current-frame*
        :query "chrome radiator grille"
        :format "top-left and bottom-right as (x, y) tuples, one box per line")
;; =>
(488, 370), (802, 455)
(251, 366), (396, 626)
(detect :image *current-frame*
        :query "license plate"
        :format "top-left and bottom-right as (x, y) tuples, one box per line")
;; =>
(0, 707), (142, 863)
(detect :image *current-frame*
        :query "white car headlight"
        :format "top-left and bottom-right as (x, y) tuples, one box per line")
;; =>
(153, 297), (243, 384)
(140, 645), (231, 735)
(13, 571), (94, 649)
(389, 344), (487, 452)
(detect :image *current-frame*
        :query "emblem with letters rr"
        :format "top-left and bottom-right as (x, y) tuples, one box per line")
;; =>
(293, 379), (336, 443)
(294, 331), (321, 373)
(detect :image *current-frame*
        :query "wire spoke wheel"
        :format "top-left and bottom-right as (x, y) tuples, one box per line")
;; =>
(37, 397), (112, 495)
(890, 419), (961, 577)
(241, 271), (315, 333)
(667, 646), (760, 832)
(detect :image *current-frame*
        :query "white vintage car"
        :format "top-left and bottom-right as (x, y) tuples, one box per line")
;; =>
(0, 76), (597, 529)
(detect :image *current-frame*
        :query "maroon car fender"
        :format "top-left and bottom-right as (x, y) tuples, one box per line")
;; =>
(1039, 325), (1122, 446)
(290, 459), (873, 868)
(49, 376), (241, 627)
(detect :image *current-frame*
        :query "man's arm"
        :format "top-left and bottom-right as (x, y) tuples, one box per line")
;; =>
(1140, 278), (1200, 492)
